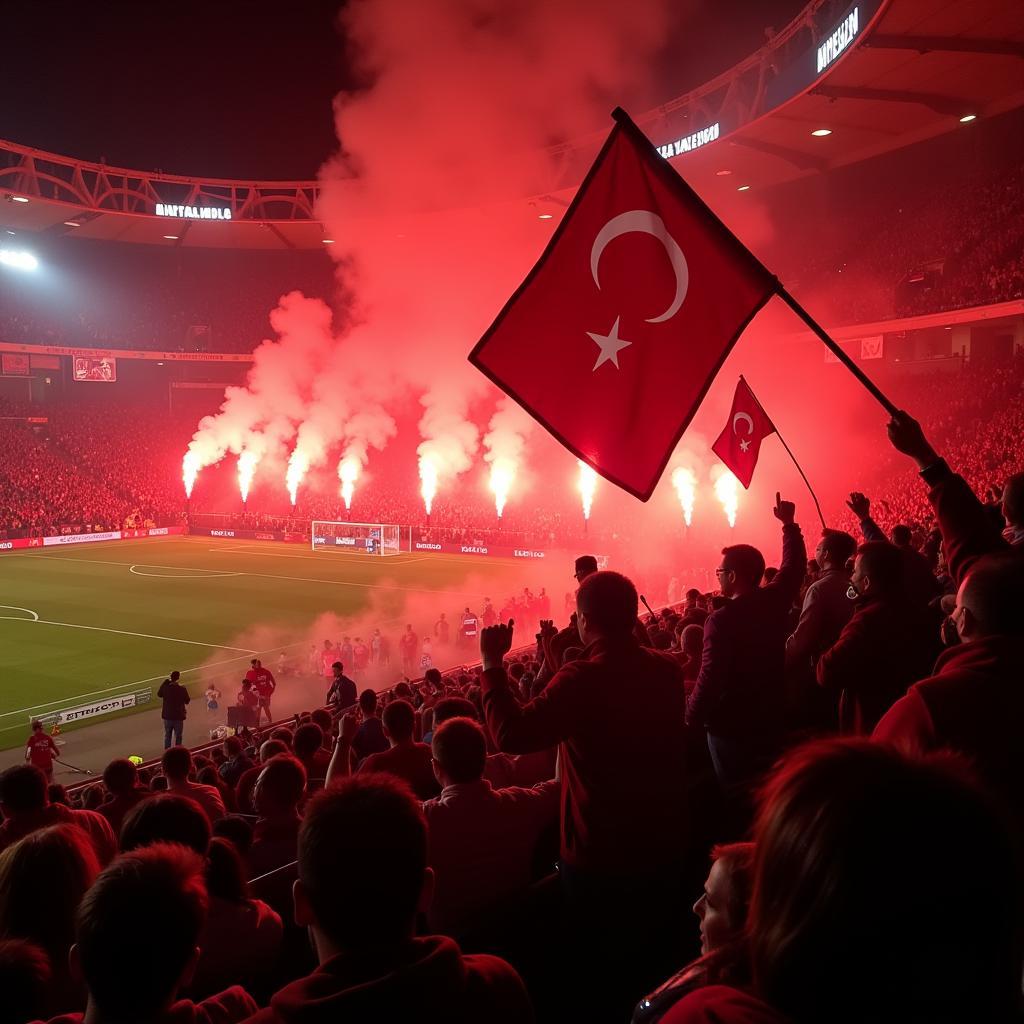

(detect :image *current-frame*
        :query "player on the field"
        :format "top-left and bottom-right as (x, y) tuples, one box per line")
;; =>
(459, 607), (480, 649)
(340, 637), (354, 668)
(481, 599), (497, 628)
(434, 612), (450, 646)
(245, 658), (277, 727)
(399, 625), (418, 676)
(320, 640), (337, 677)
(24, 720), (59, 781)
(353, 638), (370, 677)
(420, 636), (434, 672)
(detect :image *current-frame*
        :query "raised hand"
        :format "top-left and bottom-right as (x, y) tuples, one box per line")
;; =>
(773, 491), (796, 526)
(480, 619), (515, 670)
(846, 491), (871, 519)
(886, 410), (939, 468)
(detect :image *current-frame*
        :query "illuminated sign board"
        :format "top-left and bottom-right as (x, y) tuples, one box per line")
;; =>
(155, 204), (232, 220)
(816, 6), (859, 74)
(657, 122), (720, 159)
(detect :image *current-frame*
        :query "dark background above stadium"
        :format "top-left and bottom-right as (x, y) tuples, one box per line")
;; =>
(0, 0), (807, 179)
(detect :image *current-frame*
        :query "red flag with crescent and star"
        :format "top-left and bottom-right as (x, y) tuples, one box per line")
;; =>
(468, 108), (777, 501)
(711, 376), (776, 489)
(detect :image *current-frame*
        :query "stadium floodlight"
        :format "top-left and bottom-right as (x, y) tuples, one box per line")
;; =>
(0, 248), (38, 271)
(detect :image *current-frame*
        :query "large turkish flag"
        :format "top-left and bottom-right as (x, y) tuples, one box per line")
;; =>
(469, 109), (777, 501)
(711, 376), (777, 489)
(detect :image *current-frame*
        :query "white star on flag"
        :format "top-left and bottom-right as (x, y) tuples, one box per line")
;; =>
(587, 316), (632, 371)
(739, 438), (751, 453)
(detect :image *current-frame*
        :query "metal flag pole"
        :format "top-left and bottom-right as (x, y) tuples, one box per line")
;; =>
(740, 375), (827, 531)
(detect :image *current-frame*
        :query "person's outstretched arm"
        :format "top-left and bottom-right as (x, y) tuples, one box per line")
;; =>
(847, 492), (887, 543)
(886, 410), (1007, 584)
(479, 621), (575, 753)
(765, 492), (807, 606)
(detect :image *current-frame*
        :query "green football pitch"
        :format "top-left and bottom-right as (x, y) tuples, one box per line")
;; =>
(0, 536), (536, 751)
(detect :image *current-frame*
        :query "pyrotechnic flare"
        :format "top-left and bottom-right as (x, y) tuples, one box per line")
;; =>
(237, 450), (259, 505)
(182, 451), (200, 500)
(577, 460), (598, 521)
(712, 468), (740, 528)
(419, 456), (438, 517)
(488, 459), (515, 519)
(338, 457), (359, 511)
(671, 466), (696, 527)
(286, 449), (309, 507)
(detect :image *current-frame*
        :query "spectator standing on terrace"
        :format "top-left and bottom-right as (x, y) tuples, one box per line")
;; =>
(218, 736), (253, 788)
(0, 764), (116, 863)
(247, 755), (306, 878)
(480, 570), (691, 1018)
(24, 720), (60, 781)
(157, 670), (190, 749)
(355, 700), (440, 800)
(241, 775), (532, 1024)
(324, 661), (356, 711)
(96, 758), (149, 834)
(245, 658), (277, 728)
(817, 541), (940, 735)
(161, 746), (225, 825)
(686, 495), (806, 795)
(423, 716), (558, 937)
(61, 844), (257, 1024)
(351, 689), (388, 764)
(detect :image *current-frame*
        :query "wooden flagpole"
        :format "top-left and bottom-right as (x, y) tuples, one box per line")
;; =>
(740, 375), (827, 531)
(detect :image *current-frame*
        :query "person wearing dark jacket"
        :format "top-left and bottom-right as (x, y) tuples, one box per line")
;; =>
(847, 491), (940, 606)
(817, 541), (940, 735)
(875, 554), (1024, 826)
(480, 571), (691, 1021)
(686, 494), (806, 790)
(324, 661), (357, 712)
(158, 671), (190, 749)
(240, 774), (531, 1024)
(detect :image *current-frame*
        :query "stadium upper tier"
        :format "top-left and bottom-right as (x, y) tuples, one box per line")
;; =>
(1, 0), (1021, 250)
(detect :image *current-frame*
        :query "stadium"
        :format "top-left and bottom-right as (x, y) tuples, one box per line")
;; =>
(1, 0), (1023, 1021)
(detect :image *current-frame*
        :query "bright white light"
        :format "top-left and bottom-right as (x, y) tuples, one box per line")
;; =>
(671, 467), (696, 527)
(538, 213), (553, 220)
(715, 169), (732, 176)
(163, 234), (179, 240)
(959, 114), (976, 123)
(0, 249), (38, 271)
(811, 128), (832, 136)
(10, 195), (29, 203)
(737, 184), (751, 192)
(322, 238), (335, 244)
(63, 220), (81, 227)
(577, 460), (598, 520)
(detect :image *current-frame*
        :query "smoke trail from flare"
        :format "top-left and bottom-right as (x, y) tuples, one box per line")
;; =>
(578, 460), (598, 520)
(338, 457), (359, 511)
(419, 456), (438, 516)
(712, 467), (739, 528)
(286, 449), (309, 507)
(237, 450), (259, 504)
(671, 466), (696, 527)
(182, 451), (200, 499)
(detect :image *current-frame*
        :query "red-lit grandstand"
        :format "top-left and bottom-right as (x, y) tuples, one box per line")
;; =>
(2, 0), (1024, 1021)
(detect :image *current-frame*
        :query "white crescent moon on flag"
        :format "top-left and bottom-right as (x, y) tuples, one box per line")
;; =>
(590, 210), (689, 324)
(733, 412), (755, 434)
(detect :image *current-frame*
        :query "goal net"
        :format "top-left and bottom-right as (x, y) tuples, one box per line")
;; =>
(311, 521), (403, 556)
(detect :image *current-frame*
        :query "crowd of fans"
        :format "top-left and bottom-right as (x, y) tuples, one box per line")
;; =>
(2, 400), (1023, 1023)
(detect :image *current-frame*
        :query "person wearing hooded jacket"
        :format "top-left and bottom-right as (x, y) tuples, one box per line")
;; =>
(240, 773), (532, 1024)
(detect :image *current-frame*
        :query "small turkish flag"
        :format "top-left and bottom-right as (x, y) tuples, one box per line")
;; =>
(712, 376), (776, 489)
(469, 108), (777, 500)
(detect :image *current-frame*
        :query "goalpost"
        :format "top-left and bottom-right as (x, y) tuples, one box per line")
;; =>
(311, 521), (403, 556)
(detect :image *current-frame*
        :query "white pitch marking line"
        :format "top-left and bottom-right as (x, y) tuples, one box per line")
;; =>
(129, 564), (242, 579)
(0, 639), (312, 722)
(0, 616), (257, 654)
(12, 553), (491, 598)
(0, 605), (40, 621)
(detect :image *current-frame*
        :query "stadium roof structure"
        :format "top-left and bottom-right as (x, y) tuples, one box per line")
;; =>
(1, 0), (1021, 251)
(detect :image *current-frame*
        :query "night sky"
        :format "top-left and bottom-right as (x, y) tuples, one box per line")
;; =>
(0, 0), (807, 180)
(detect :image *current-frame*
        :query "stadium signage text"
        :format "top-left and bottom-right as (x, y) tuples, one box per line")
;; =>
(58, 693), (138, 724)
(816, 6), (859, 73)
(413, 542), (443, 551)
(513, 549), (546, 559)
(155, 204), (232, 220)
(657, 122), (720, 159)
(210, 530), (236, 537)
(0, 527), (184, 555)
(44, 531), (122, 546)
